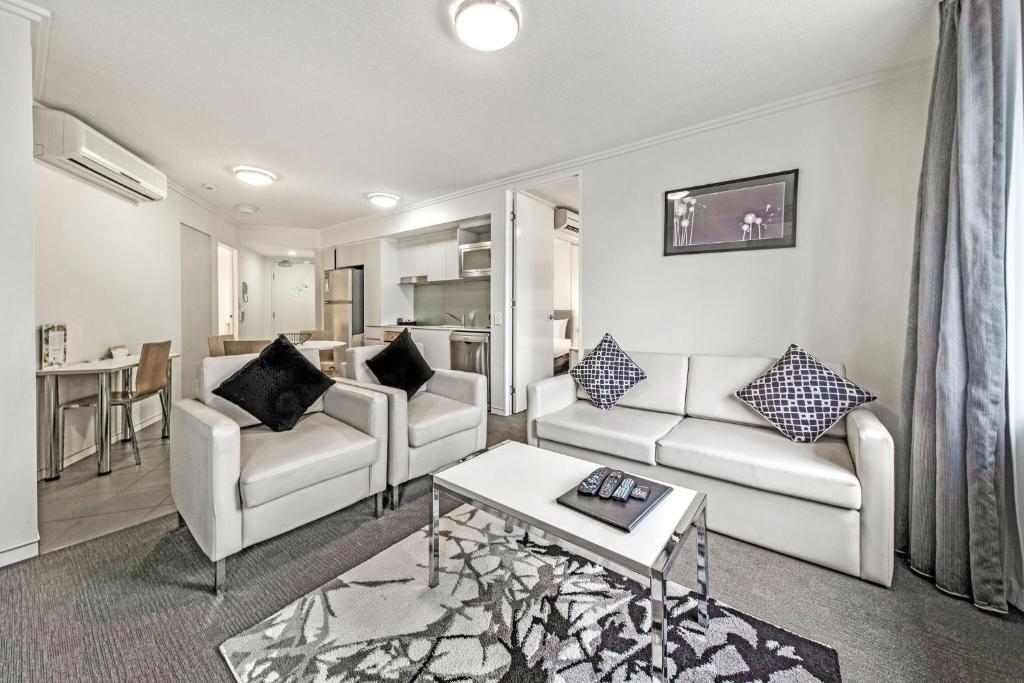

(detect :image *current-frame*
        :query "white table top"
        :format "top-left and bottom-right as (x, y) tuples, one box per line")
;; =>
(296, 340), (347, 350)
(434, 441), (702, 575)
(37, 353), (180, 376)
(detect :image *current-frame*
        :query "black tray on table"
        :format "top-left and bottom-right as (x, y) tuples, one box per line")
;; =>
(556, 474), (672, 532)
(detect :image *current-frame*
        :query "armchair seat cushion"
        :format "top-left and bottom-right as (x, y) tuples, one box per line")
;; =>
(407, 392), (481, 448)
(239, 413), (377, 507)
(534, 401), (681, 465)
(656, 418), (861, 509)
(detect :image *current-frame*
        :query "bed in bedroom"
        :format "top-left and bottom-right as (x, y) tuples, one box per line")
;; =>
(553, 310), (573, 375)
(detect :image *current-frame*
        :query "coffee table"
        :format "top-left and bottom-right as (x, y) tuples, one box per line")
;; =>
(428, 441), (708, 680)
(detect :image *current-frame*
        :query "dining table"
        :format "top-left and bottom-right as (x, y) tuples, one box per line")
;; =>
(37, 353), (179, 480)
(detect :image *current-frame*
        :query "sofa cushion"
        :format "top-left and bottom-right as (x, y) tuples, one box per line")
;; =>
(239, 412), (378, 507)
(577, 350), (688, 416)
(198, 348), (324, 428)
(570, 333), (646, 409)
(656, 417), (861, 509)
(407, 392), (481, 447)
(735, 344), (876, 443)
(535, 401), (682, 465)
(685, 354), (849, 438)
(366, 328), (435, 399)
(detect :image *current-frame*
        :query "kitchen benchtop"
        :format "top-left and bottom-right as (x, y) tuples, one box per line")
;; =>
(373, 324), (491, 333)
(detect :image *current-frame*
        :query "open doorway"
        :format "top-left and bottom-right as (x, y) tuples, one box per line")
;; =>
(217, 243), (238, 337)
(511, 175), (581, 413)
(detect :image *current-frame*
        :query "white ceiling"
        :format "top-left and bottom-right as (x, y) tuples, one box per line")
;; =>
(526, 176), (580, 212)
(35, 0), (936, 230)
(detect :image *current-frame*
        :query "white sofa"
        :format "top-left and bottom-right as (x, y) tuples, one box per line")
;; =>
(170, 351), (389, 592)
(341, 343), (488, 508)
(527, 352), (895, 587)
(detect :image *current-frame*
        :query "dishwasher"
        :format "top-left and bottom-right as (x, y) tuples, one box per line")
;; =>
(450, 331), (490, 408)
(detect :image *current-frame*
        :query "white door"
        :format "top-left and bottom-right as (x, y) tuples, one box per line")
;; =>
(512, 192), (555, 413)
(272, 262), (316, 334)
(216, 243), (237, 336)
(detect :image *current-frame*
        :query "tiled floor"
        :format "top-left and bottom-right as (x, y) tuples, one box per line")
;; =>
(37, 422), (174, 554)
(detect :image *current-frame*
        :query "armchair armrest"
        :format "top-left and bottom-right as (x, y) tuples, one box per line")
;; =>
(846, 407), (895, 587)
(323, 383), (388, 494)
(426, 369), (487, 408)
(336, 378), (410, 486)
(170, 399), (243, 562)
(527, 374), (578, 446)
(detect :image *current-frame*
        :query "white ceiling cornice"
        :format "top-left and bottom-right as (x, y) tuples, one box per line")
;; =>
(321, 60), (931, 235)
(0, 0), (49, 22)
(166, 179), (243, 231)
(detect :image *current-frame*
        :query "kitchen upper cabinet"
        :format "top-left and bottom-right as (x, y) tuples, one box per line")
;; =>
(398, 237), (425, 279)
(424, 233), (446, 282)
(335, 242), (365, 268)
(397, 232), (452, 282)
(444, 229), (460, 281)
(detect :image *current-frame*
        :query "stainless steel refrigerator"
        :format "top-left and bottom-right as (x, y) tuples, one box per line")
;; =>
(323, 267), (364, 351)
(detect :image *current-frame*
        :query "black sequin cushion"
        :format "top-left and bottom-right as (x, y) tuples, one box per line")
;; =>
(570, 333), (647, 410)
(213, 335), (333, 432)
(735, 344), (876, 443)
(366, 328), (435, 400)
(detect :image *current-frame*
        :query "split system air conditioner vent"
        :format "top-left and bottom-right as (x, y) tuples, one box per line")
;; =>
(554, 208), (580, 236)
(33, 107), (167, 202)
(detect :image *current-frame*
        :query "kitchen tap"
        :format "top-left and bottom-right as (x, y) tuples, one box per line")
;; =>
(445, 312), (466, 327)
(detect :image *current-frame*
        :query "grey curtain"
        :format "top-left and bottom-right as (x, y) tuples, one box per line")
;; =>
(900, 0), (1010, 613)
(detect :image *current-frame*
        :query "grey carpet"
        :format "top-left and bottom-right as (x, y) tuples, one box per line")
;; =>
(0, 413), (1020, 682)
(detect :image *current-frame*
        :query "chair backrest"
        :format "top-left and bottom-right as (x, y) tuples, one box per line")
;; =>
(345, 342), (427, 385)
(685, 353), (848, 437)
(576, 349), (688, 415)
(207, 334), (233, 357)
(196, 348), (324, 427)
(136, 340), (172, 396)
(224, 339), (270, 355)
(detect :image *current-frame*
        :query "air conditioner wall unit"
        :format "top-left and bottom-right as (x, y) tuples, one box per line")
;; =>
(33, 108), (168, 202)
(554, 208), (580, 237)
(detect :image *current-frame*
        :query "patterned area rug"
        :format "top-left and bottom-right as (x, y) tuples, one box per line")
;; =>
(221, 506), (841, 681)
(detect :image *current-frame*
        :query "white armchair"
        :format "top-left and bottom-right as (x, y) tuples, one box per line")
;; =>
(170, 351), (388, 593)
(340, 343), (487, 508)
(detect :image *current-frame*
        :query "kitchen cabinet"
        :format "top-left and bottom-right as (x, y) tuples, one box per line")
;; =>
(335, 242), (365, 268)
(381, 326), (450, 368)
(397, 231), (454, 283)
(364, 325), (384, 344)
(444, 229), (460, 281)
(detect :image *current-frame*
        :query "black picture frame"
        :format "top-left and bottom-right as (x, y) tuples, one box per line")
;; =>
(663, 169), (798, 256)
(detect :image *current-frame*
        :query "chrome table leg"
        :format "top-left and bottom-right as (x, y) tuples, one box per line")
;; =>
(214, 558), (226, 595)
(651, 564), (669, 681)
(428, 480), (440, 588)
(696, 508), (710, 628)
(504, 518), (514, 534)
(43, 374), (61, 481)
(374, 492), (383, 518)
(121, 368), (132, 442)
(161, 359), (172, 439)
(96, 372), (112, 475)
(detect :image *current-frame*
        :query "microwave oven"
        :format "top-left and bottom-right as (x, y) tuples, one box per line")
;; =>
(459, 241), (491, 278)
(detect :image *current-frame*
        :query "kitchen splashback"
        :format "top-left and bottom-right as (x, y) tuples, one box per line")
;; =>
(413, 279), (490, 327)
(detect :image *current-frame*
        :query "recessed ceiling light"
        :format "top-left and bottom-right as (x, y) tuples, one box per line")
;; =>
(235, 203), (259, 215)
(232, 165), (277, 186)
(367, 192), (400, 208)
(454, 0), (520, 51)
(287, 250), (297, 256)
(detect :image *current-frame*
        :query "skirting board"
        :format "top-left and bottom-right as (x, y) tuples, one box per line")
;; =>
(0, 538), (39, 569)
(36, 412), (164, 480)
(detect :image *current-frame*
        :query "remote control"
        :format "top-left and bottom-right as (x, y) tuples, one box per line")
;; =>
(598, 471), (623, 498)
(577, 467), (612, 496)
(631, 485), (650, 501)
(611, 478), (636, 503)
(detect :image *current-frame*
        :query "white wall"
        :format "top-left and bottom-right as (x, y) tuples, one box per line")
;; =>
(237, 246), (269, 339)
(0, 7), (43, 568)
(580, 71), (931, 431)
(34, 162), (239, 472)
(321, 191), (511, 414)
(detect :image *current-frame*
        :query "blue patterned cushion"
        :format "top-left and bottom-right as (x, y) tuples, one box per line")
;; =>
(735, 344), (876, 443)
(570, 333), (647, 410)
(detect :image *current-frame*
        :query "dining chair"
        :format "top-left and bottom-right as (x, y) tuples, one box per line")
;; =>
(208, 334), (233, 357)
(300, 330), (337, 375)
(223, 340), (271, 355)
(58, 340), (172, 470)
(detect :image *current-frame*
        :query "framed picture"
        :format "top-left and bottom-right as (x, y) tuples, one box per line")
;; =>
(40, 323), (67, 368)
(664, 169), (798, 256)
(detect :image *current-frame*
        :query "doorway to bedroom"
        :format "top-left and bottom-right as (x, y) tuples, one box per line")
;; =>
(510, 174), (581, 413)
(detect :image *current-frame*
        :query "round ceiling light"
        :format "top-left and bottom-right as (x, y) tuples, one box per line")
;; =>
(454, 0), (520, 51)
(232, 165), (277, 186)
(367, 192), (400, 208)
(235, 203), (259, 215)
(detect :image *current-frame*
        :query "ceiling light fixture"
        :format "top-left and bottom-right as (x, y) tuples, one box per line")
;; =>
(287, 250), (297, 256)
(367, 192), (400, 208)
(235, 203), (259, 215)
(453, 0), (520, 51)
(232, 165), (277, 186)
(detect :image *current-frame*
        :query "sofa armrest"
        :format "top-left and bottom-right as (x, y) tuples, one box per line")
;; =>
(323, 383), (388, 493)
(527, 374), (578, 446)
(427, 369), (487, 408)
(170, 399), (243, 562)
(336, 378), (410, 486)
(846, 407), (895, 587)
